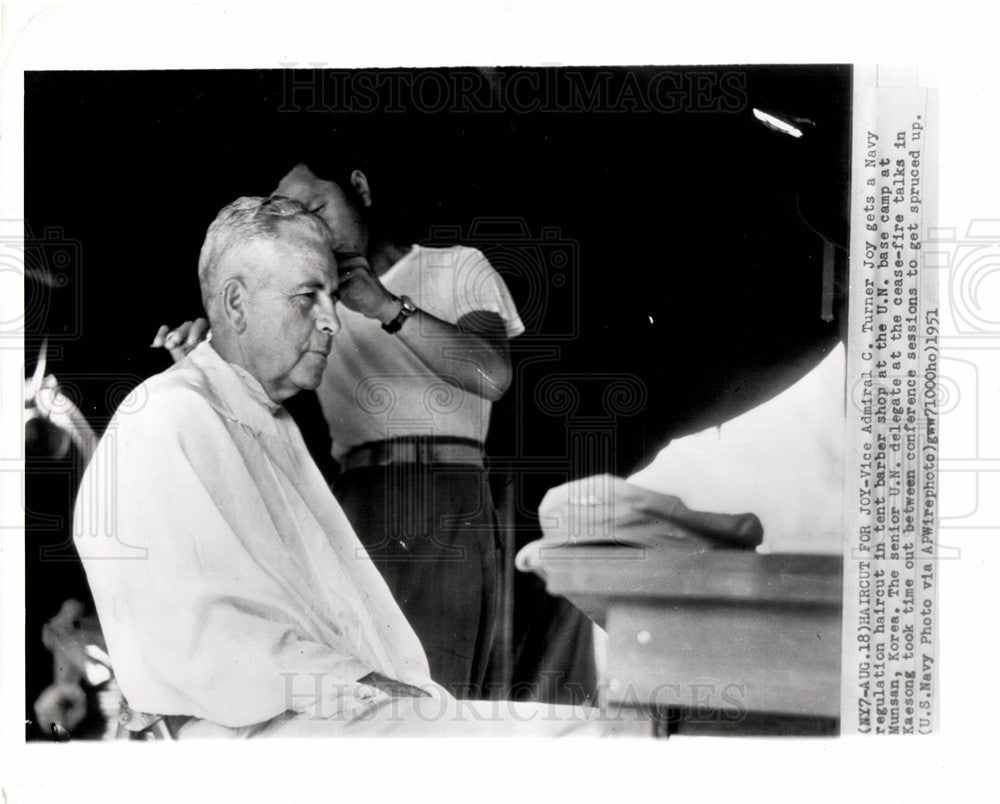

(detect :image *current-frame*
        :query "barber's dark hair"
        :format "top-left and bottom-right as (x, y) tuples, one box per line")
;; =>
(269, 128), (372, 197)
(272, 131), (427, 244)
(283, 153), (368, 196)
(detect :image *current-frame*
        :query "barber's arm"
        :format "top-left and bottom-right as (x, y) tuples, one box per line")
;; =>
(151, 260), (514, 401)
(339, 259), (512, 402)
(151, 304), (511, 403)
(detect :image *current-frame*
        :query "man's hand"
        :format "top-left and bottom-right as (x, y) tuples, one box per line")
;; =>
(335, 254), (401, 323)
(356, 671), (432, 699)
(151, 318), (210, 363)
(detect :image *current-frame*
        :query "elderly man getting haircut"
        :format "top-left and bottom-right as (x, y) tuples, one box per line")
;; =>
(74, 197), (593, 737)
(155, 161), (523, 699)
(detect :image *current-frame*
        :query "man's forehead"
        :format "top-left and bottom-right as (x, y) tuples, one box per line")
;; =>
(250, 235), (337, 286)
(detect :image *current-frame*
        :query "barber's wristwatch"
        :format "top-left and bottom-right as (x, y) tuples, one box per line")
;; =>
(381, 295), (417, 334)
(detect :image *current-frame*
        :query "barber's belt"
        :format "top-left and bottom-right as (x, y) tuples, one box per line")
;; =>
(342, 437), (486, 471)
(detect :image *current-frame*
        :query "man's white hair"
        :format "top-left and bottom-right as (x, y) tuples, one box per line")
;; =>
(198, 196), (333, 322)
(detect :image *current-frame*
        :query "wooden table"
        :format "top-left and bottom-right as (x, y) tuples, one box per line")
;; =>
(526, 546), (843, 736)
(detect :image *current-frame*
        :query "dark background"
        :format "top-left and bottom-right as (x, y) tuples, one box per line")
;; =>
(23, 66), (852, 730)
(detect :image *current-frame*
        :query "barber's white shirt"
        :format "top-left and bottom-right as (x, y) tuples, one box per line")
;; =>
(315, 244), (524, 462)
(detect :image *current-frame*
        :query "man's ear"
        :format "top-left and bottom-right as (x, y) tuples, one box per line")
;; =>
(350, 169), (373, 208)
(221, 278), (250, 333)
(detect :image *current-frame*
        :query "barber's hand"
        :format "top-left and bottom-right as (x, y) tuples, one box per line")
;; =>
(151, 318), (210, 363)
(336, 255), (401, 322)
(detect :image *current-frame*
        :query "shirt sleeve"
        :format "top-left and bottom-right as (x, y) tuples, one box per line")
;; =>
(74, 387), (371, 728)
(451, 247), (526, 339)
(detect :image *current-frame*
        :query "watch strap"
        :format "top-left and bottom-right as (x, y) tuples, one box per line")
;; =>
(382, 295), (416, 334)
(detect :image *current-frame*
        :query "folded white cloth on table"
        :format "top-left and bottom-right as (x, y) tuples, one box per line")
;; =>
(516, 474), (762, 572)
(627, 342), (846, 553)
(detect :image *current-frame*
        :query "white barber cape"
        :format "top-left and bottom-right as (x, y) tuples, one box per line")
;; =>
(73, 342), (433, 729)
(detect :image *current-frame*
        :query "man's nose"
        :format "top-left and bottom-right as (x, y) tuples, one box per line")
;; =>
(315, 296), (341, 337)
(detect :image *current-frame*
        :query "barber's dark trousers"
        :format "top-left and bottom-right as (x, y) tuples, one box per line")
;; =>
(335, 464), (500, 699)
